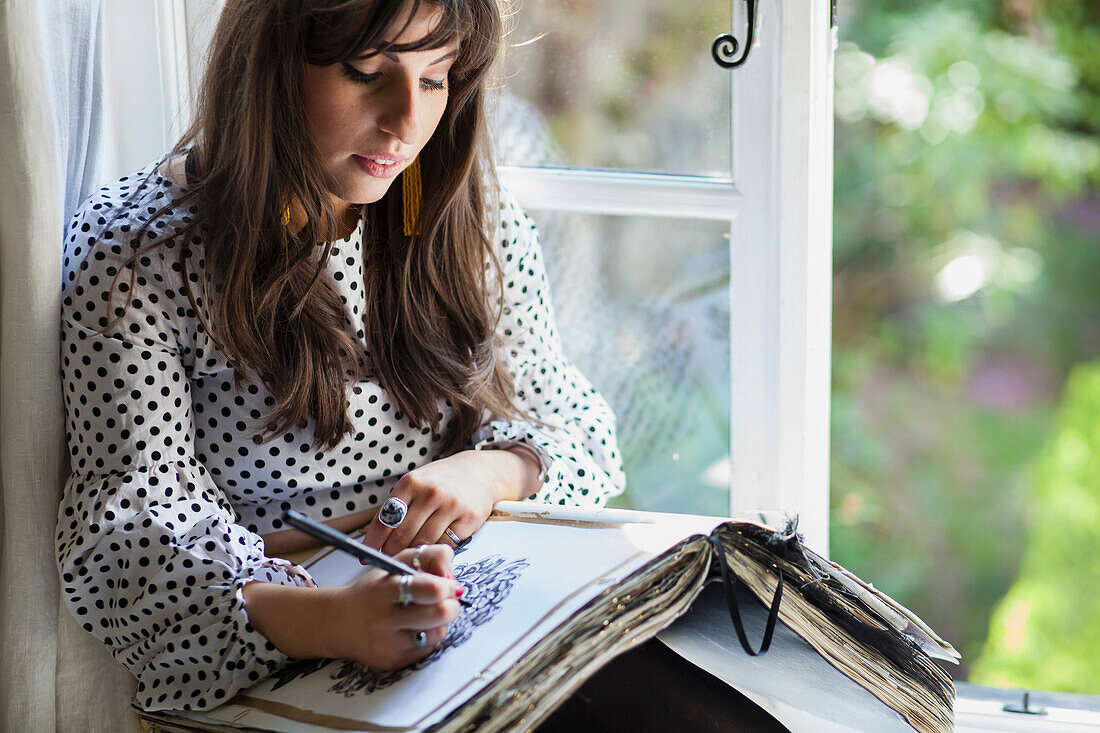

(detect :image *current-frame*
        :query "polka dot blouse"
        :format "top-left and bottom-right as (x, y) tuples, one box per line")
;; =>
(55, 158), (624, 711)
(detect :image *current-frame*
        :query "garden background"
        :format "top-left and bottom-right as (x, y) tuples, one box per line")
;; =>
(498, 0), (1100, 693)
(830, 0), (1100, 692)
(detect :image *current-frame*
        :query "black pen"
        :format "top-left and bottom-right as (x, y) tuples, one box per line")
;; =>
(283, 509), (470, 606)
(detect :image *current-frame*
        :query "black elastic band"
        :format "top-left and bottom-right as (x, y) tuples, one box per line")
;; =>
(708, 534), (784, 657)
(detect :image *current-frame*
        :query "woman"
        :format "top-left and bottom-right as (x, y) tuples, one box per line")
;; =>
(57, 0), (623, 712)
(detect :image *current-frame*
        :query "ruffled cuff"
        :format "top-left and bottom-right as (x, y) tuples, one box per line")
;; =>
(135, 545), (316, 710)
(226, 558), (316, 679)
(134, 575), (291, 710)
(252, 557), (317, 589)
(472, 420), (554, 499)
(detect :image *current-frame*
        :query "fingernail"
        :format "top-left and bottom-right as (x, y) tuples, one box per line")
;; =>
(360, 558), (368, 565)
(455, 585), (465, 599)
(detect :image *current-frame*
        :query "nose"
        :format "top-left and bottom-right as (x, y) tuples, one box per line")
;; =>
(376, 73), (420, 145)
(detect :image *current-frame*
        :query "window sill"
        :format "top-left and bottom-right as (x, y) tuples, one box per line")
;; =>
(956, 681), (1100, 732)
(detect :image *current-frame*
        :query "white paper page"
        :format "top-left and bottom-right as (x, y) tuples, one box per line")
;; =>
(194, 515), (700, 733)
(657, 583), (916, 733)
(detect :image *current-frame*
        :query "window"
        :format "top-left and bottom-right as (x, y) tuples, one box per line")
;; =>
(104, 0), (834, 551)
(99, 0), (1100, 723)
(494, 0), (834, 551)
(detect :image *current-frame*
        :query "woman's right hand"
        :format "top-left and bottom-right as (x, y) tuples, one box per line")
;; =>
(334, 544), (464, 669)
(243, 545), (464, 669)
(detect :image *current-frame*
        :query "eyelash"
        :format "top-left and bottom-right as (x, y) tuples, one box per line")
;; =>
(340, 63), (446, 91)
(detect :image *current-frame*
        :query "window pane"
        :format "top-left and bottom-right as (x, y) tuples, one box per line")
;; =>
(529, 210), (731, 514)
(497, 1), (733, 177)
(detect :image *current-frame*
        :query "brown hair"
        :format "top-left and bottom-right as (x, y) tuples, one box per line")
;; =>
(115, 0), (524, 453)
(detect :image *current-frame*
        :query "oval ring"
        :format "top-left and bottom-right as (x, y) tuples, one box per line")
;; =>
(411, 630), (428, 649)
(411, 545), (424, 572)
(378, 497), (409, 528)
(398, 574), (413, 607)
(443, 528), (462, 547)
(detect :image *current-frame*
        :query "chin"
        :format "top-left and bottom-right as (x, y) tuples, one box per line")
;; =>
(335, 179), (395, 207)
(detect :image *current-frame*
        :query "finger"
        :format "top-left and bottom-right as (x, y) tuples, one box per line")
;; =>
(365, 491), (425, 554)
(404, 625), (448, 650)
(441, 514), (485, 551)
(395, 598), (461, 629)
(378, 625), (448, 669)
(386, 573), (462, 607)
(362, 495), (406, 550)
(415, 544), (455, 579)
(399, 625), (449, 665)
(394, 544), (454, 578)
(409, 508), (457, 550)
(381, 499), (436, 556)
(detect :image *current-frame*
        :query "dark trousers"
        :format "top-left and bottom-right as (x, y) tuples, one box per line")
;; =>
(536, 639), (791, 733)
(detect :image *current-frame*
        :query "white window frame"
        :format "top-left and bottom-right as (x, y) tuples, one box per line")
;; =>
(138, 0), (835, 553)
(506, 1), (835, 553)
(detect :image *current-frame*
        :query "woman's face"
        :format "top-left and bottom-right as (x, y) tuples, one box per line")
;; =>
(301, 5), (458, 210)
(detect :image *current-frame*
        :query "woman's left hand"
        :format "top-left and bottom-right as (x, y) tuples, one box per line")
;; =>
(362, 448), (541, 555)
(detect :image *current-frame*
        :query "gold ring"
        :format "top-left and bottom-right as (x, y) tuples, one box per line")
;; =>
(411, 545), (424, 571)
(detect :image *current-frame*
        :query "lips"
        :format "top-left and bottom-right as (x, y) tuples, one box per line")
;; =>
(353, 153), (406, 179)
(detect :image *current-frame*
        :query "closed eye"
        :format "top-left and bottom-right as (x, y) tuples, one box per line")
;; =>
(340, 62), (447, 92)
(340, 63), (382, 85)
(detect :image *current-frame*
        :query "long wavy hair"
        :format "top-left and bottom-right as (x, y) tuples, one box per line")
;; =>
(116, 0), (524, 453)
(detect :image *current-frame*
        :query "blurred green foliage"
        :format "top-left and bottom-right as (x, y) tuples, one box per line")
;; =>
(830, 0), (1100, 689)
(971, 363), (1100, 690)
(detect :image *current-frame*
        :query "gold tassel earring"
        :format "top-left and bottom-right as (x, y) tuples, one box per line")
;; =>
(402, 157), (422, 237)
(280, 203), (292, 226)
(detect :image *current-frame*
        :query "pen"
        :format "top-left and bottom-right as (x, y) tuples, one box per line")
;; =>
(282, 509), (470, 607)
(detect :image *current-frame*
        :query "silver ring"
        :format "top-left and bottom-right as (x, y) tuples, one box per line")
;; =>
(411, 630), (428, 649)
(411, 545), (423, 571)
(444, 528), (462, 547)
(398, 574), (413, 607)
(379, 497), (409, 528)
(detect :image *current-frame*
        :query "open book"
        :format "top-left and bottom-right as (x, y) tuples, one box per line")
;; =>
(139, 502), (958, 733)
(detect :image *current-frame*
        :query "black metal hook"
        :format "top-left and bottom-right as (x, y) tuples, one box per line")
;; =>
(712, 0), (757, 69)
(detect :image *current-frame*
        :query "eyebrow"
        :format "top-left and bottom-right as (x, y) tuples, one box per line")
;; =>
(376, 48), (459, 65)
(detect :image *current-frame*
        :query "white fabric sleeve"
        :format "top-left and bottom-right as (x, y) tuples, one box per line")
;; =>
(473, 190), (626, 506)
(56, 216), (311, 711)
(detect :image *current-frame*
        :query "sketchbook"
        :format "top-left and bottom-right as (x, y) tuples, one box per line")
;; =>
(138, 502), (959, 733)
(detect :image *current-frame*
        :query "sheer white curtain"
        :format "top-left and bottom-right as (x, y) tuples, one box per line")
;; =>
(0, 1), (134, 729)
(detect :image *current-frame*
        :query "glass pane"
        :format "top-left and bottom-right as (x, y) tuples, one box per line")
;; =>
(530, 210), (730, 515)
(495, 1), (732, 177)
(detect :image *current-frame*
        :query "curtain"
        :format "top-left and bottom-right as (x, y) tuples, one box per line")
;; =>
(0, 1), (135, 729)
